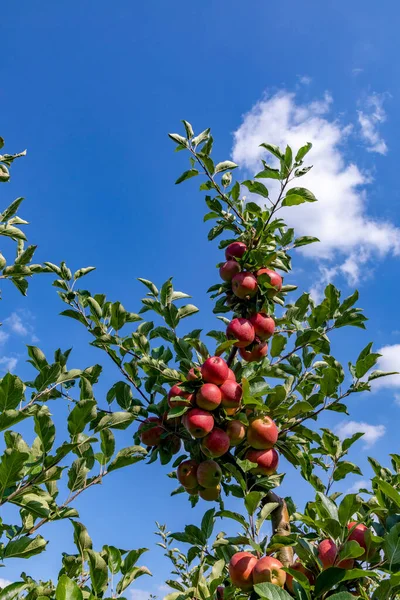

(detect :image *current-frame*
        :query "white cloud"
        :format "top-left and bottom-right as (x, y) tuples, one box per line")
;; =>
(232, 91), (400, 284)
(0, 579), (12, 589)
(0, 357), (18, 372)
(394, 394), (400, 406)
(4, 312), (28, 336)
(336, 421), (385, 448)
(358, 93), (388, 155)
(346, 479), (370, 494)
(298, 75), (312, 85)
(373, 344), (400, 389)
(0, 330), (9, 345)
(130, 591), (151, 600)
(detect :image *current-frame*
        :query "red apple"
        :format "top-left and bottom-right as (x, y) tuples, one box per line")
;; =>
(139, 417), (163, 446)
(229, 551), (257, 591)
(177, 459), (198, 488)
(256, 268), (282, 297)
(225, 241), (247, 260)
(286, 561), (315, 593)
(227, 368), (236, 381)
(168, 384), (193, 408)
(249, 313), (275, 340)
(199, 485), (221, 501)
(216, 586), (224, 600)
(196, 383), (222, 411)
(247, 416), (279, 449)
(197, 459), (222, 488)
(253, 556), (286, 588)
(201, 356), (229, 385)
(187, 367), (201, 381)
(347, 522), (368, 551)
(219, 260), (241, 282)
(220, 380), (243, 409)
(232, 272), (258, 299)
(184, 486), (199, 496)
(318, 539), (354, 570)
(201, 428), (230, 458)
(226, 318), (255, 348)
(239, 342), (268, 362)
(246, 448), (279, 475)
(183, 408), (214, 438)
(226, 420), (246, 446)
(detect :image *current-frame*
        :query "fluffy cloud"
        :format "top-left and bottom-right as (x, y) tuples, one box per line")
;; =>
(0, 580), (11, 589)
(0, 330), (9, 345)
(4, 312), (28, 336)
(232, 91), (400, 283)
(346, 479), (370, 494)
(358, 93), (388, 155)
(0, 356), (18, 372)
(373, 344), (400, 390)
(335, 421), (385, 448)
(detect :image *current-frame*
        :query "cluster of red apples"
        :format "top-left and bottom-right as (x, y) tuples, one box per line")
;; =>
(228, 521), (370, 594)
(220, 241), (282, 362)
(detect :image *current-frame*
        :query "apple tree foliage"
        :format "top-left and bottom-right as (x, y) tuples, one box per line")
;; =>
(0, 124), (399, 600)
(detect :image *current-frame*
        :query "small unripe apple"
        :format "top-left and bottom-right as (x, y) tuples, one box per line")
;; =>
(197, 459), (222, 488)
(232, 272), (258, 299)
(239, 342), (268, 362)
(219, 260), (241, 282)
(168, 384), (194, 408)
(177, 459), (198, 488)
(201, 428), (230, 458)
(201, 356), (229, 385)
(227, 368), (236, 381)
(318, 539), (354, 569)
(285, 561), (315, 593)
(253, 556), (286, 588)
(226, 318), (255, 348)
(183, 408), (214, 438)
(220, 380), (243, 409)
(246, 448), (279, 475)
(256, 268), (282, 297)
(249, 313), (275, 340)
(199, 484), (221, 501)
(229, 551), (257, 591)
(139, 417), (164, 446)
(225, 241), (247, 260)
(187, 367), (201, 381)
(196, 383), (222, 411)
(247, 416), (279, 449)
(226, 420), (246, 446)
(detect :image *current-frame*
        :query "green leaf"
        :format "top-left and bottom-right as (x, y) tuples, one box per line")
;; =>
(245, 491), (264, 516)
(0, 373), (24, 411)
(0, 583), (28, 600)
(86, 549), (108, 595)
(110, 301), (127, 331)
(95, 411), (137, 432)
(215, 161), (238, 174)
(242, 180), (269, 198)
(175, 169), (199, 184)
(107, 446), (147, 472)
(317, 492), (339, 521)
(168, 133), (187, 146)
(34, 363), (62, 392)
(385, 523), (400, 566)
(0, 448), (29, 496)
(254, 582), (293, 599)
(293, 236), (320, 248)
(260, 143), (284, 159)
(328, 594), (356, 600)
(68, 458), (89, 491)
(255, 166), (281, 180)
(0, 224), (27, 241)
(270, 334), (287, 358)
(178, 304), (199, 319)
(201, 508), (215, 539)
(182, 120), (194, 138)
(68, 399), (97, 436)
(256, 502), (280, 532)
(295, 142), (312, 162)
(338, 494), (362, 526)
(3, 534), (47, 558)
(377, 480), (400, 509)
(333, 461), (362, 481)
(282, 187), (317, 206)
(55, 575), (83, 600)
(216, 510), (248, 528)
(104, 545), (121, 574)
(34, 407), (56, 453)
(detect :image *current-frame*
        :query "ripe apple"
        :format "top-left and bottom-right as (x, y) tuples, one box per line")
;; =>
(177, 459), (198, 488)
(318, 539), (354, 569)
(226, 318), (255, 348)
(239, 342), (268, 362)
(285, 561), (315, 593)
(216, 586), (224, 600)
(196, 383), (222, 411)
(187, 367), (201, 381)
(199, 485), (221, 501)
(253, 556), (286, 588)
(347, 522), (368, 551)
(201, 356), (229, 385)
(139, 417), (163, 446)
(246, 448), (279, 475)
(201, 428), (230, 458)
(231, 272), (258, 299)
(226, 420), (246, 446)
(225, 241), (247, 260)
(197, 459), (222, 488)
(249, 313), (275, 340)
(219, 260), (241, 282)
(227, 368), (236, 381)
(229, 551), (257, 591)
(183, 408), (214, 438)
(168, 384), (193, 408)
(184, 486), (199, 496)
(247, 416), (279, 449)
(256, 268), (282, 297)
(220, 380), (243, 409)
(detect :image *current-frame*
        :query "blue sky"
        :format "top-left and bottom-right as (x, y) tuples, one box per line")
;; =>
(1, 1), (400, 597)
